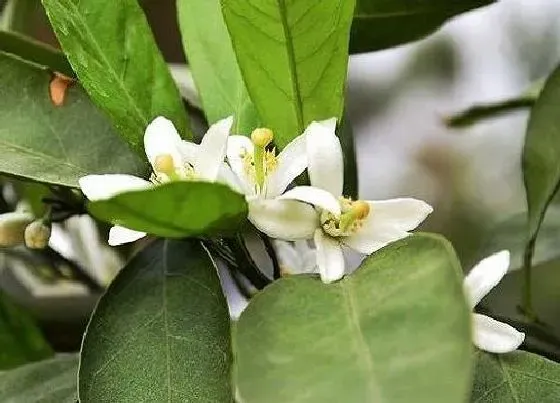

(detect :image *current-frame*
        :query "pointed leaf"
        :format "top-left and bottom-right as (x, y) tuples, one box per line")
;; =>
(235, 233), (472, 403)
(78, 239), (233, 402)
(0, 51), (144, 187)
(0, 292), (53, 370)
(0, 30), (73, 76)
(177, 0), (259, 134)
(350, 1), (495, 54)
(523, 63), (560, 244)
(87, 181), (248, 238)
(0, 355), (78, 403)
(41, 0), (190, 153)
(471, 350), (560, 402)
(221, 0), (355, 148)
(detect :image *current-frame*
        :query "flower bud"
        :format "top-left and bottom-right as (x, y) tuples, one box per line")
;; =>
(251, 128), (274, 147)
(0, 212), (34, 247)
(24, 220), (51, 249)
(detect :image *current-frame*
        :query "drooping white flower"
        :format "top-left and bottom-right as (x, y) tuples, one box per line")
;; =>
(250, 118), (433, 283)
(273, 240), (317, 276)
(464, 250), (525, 353)
(226, 126), (318, 239)
(79, 116), (233, 246)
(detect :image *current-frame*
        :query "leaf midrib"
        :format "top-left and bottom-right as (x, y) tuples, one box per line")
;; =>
(276, 0), (304, 133)
(339, 281), (383, 401)
(52, 0), (149, 131)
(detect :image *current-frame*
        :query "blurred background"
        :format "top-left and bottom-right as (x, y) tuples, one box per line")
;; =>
(2, 0), (560, 362)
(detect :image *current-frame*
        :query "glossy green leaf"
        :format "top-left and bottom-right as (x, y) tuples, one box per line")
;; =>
(0, 292), (53, 370)
(235, 233), (472, 403)
(350, 0), (495, 54)
(88, 181), (248, 238)
(221, 0), (355, 149)
(471, 350), (560, 402)
(0, 355), (78, 403)
(0, 51), (144, 187)
(41, 0), (190, 153)
(79, 239), (232, 402)
(523, 63), (560, 244)
(0, 30), (73, 76)
(177, 0), (259, 134)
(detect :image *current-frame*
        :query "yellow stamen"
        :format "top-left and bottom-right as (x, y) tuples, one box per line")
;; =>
(154, 154), (175, 175)
(251, 128), (274, 189)
(251, 128), (274, 147)
(352, 200), (370, 220)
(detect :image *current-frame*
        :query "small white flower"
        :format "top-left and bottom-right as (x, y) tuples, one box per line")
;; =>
(227, 126), (318, 239)
(273, 240), (317, 276)
(79, 116), (234, 246)
(464, 250), (525, 354)
(250, 118), (433, 283)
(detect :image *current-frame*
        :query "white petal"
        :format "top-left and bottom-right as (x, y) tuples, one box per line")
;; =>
(195, 116), (233, 181)
(266, 132), (307, 198)
(226, 135), (254, 194)
(305, 118), (343, 197)
(79, 175), (151, 201)
(248, 198), (317, 241)
(177, 141), (199, 166)
(279, 186), (341, 215)
(294, 240), (318, 273)
(343, 198), (433, 254)
(314, 229), (345, 283)
(108, 226), (146, 246)
(273, 240), (304, 275)
(472, 313), (525, 354)
(143, 116), (184, 169)
(464, 251), (510, 309)
(217, 163), (244, 194)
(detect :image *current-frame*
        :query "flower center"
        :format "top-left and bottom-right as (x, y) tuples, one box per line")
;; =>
(242, 128), (278, 194)
(321, 198), (371, 238)
(152, 153), (195, 183)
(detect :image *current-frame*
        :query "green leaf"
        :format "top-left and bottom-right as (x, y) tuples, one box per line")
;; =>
(350, 1), (495, 54)
(235, 233), (472, 403)
(0, 51), (145, 187)
(221, 0), (355, 149)
(471, 350), (560, 402)
(0, 292), (53, 370)
(41, 0), (190, 153)
(523, 63), (560, 244)
(0, 30), (73, 76)
(88, 181), (248, 238)
(177, 0), (259, 134)
(0, 354), (78, 403)
(79, 239), (232, 402)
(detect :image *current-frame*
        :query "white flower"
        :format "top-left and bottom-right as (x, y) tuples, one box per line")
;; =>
(79, 116), (233, 246)
(226, 126), (318, 238)
(464, 250), (525, 354)
(250, 118), (433, 283)
(273, 240), (317, 276)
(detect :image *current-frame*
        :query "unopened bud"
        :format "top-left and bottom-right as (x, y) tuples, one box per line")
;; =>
(24, 220), (51, 249)
(251, 128), (274, 147)
(0, 212), (34, 247)
(352, 200), (370, 220)
(154, 154), (175, 174)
